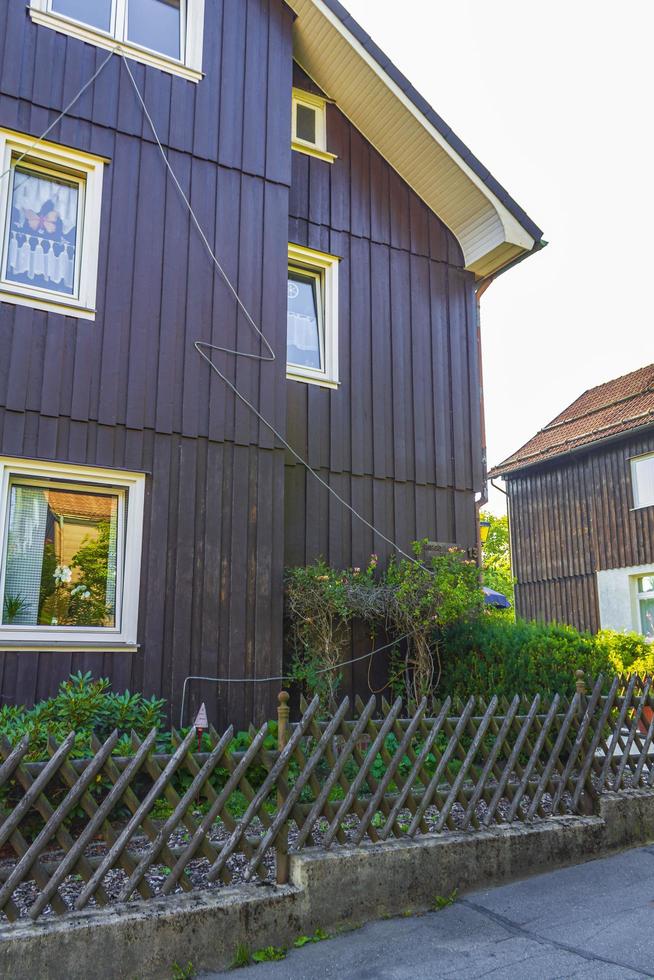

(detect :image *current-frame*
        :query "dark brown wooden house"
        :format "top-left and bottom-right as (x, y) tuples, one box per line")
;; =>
(0, 0), (543, 725)
(490, 364), (654, 639)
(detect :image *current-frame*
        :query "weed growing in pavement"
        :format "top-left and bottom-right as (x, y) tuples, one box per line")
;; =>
(230, 944), (252, 969)
(252, 946), (287, 963)
(293, 928), (329, 947)
(433, 888), (458, 911)
(171, 963), (195, 979)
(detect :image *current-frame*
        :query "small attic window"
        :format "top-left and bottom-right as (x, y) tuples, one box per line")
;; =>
(291, 88), (336, 164)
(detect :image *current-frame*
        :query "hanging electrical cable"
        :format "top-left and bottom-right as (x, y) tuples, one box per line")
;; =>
(0, 49), (442, 704)
(0, 47), (117, 189)
(178, 632), (411, 727)
(120, 53), (429, 571)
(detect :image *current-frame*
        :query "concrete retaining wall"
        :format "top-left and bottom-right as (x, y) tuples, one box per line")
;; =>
(2, 790), (654, 980)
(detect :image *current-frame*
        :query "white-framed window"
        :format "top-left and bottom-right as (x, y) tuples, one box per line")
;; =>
(291, 89), (336, 164)
(0, 129), (105, 320)
(0, 457), (145, 652)
(287, 243), (340, 389)
(631, 452), (654, 509)
(29, 0), (205, 82)
(637, 574), (654, 639)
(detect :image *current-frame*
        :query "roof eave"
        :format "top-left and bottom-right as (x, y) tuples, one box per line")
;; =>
(287, 0), (544, 280)
(490, 420), (654, 480)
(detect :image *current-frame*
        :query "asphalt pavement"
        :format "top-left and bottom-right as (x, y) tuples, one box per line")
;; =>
(202, 844), (654, 979)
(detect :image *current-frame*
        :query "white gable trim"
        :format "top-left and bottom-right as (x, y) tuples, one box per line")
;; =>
(288, 0), (538, 278)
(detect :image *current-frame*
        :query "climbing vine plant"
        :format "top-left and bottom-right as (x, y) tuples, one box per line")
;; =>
(284, 542), (483, 710)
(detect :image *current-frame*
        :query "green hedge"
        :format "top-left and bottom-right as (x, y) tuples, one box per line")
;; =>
(438, 614), (652, 701)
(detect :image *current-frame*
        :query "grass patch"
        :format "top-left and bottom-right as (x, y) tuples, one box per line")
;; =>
(230, 944), (251, 969)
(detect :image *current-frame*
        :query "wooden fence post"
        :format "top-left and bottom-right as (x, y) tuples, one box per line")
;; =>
(276, 691), (290, 885)
(573, 669), (596, 815)
(575, 670), (587, 715)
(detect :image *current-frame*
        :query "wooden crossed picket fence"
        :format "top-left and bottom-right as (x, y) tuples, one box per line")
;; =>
(1, 671), (654, 922)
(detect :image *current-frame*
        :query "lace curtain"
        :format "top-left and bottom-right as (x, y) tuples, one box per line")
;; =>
(2, 486), (48, 625)
(5, 168), (79, 296)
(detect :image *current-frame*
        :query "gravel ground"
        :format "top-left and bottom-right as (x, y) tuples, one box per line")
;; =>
(0, 785), (572, 920)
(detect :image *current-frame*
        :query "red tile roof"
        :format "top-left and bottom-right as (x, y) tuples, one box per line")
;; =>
(490, 363), (654, 478)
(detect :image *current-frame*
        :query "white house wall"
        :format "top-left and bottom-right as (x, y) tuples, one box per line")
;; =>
(597, 563), (654, 637)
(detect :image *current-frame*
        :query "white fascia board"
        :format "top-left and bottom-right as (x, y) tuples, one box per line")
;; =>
(289, 0), (537, 276)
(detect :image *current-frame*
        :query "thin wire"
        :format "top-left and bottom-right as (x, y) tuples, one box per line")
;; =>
(196, 342), (427, 566)
(120, 54), (274, 363)
(0, 47), (117, 189)
(120, 51), (427, 570)
(179, 632), (410, 727)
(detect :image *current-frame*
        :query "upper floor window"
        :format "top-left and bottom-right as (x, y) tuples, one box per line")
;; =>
(631, 453), (654, 509)
(292, 89), (336, 164)
(29, 0), (205, 81)
(287, 243), (340, 389)
(0, 457), (145, 652)
(0, 129), (105, 320)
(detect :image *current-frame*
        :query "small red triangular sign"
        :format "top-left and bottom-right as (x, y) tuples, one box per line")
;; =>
(193, 702), (208, 729)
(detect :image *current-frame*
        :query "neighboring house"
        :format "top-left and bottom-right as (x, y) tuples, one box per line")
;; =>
(0, 0), (543, 725)
(490, 365), (654, 640)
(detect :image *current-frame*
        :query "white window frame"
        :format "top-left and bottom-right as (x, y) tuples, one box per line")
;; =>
(631, 452), (654, 509)
(287, 243), (340, 389)
(29, 0), (205, 82)
(636, 574), (654, 640)
(0, 129), (105, 321)
(0, 457), (145, 652)
(291, 88), (337, 164)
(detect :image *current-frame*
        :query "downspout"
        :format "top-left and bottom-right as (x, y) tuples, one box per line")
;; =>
(473, 239), (547, 563)
(474, 276), (494, 564)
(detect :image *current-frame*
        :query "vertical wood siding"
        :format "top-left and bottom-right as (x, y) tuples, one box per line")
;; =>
(284, 67), (482, 704)
(0, 10), (485, 725)
(506, 431), (654, 632)
(0, 0), (293, 727)
(285, 65), (482, 575)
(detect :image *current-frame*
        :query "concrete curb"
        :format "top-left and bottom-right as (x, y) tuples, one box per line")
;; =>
(2, 790), (653, 980)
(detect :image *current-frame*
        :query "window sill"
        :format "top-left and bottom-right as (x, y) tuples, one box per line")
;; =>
(0, 287), (95, 320)
(292, 141), (338, 164)
(0, 640), (139, 653)
(29, 9), (203, 83)
(286, 370), (339, 390)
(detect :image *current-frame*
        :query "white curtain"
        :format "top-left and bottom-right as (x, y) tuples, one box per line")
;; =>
(3, 487), (48, 625)
(287, 311), (320, 352)
(104, 501), (121, 626)
(7, 171), (78, 293)
(636, 457), (654, 507)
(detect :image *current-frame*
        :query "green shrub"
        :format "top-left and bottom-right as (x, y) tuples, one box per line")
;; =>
(594, 629), (654, 676)
(439, 615), (615, 701)
(0, 671), (167, 761)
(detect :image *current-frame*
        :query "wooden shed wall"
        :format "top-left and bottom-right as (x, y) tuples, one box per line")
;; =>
(0, 0), (294, 727)
(506, 429), (654, 633)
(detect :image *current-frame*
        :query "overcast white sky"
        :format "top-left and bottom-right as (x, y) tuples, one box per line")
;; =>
(344, 0), (653, 513)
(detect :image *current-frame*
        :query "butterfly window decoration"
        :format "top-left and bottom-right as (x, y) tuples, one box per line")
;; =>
(4, 165), (81, 297)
